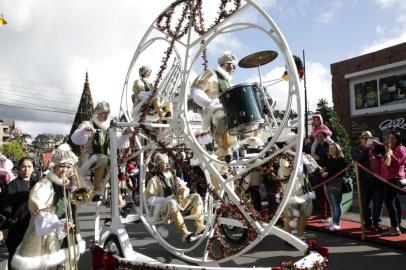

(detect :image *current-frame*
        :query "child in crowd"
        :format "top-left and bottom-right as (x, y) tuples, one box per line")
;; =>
(311, 114), (334, 155)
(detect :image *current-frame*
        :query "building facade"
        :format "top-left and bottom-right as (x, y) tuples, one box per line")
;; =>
(331, 42), (406, 142)
(0, 119), (15, 148)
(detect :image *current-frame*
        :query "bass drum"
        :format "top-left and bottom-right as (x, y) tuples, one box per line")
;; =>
(219, 83), (264, 135)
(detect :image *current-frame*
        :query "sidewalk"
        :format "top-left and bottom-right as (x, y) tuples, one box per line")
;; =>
(307, 216), (406, 251)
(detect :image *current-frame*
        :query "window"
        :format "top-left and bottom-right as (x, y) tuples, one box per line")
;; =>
(349, 65), (406, 116)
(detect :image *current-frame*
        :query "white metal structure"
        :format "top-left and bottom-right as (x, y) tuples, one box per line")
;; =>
(92, 0), (319, 267)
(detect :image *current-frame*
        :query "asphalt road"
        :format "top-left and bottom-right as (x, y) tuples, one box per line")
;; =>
(1, 204), (406, 270)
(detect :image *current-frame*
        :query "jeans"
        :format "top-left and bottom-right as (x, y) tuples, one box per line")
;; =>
(384, 183), (400, 227)
(324, 185), (343, 225)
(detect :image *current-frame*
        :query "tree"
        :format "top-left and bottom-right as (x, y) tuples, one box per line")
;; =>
(316, 99), (351, 162)
(1, 139), (25, 161)
(67, 72), (94, 155)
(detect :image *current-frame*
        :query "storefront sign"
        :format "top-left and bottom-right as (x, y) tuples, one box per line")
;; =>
(378, 117), (406, 131)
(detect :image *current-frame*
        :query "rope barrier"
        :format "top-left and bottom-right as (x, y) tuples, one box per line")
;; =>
(310, 163), (353, 190)
(353, 161), (406, 192)
(309, 160), (406, 193)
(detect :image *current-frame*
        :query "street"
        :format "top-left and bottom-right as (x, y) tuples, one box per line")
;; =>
(2, 204), (405, 270)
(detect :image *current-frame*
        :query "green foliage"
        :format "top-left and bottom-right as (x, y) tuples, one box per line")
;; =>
(316, 99), (352, 162)
(1, 139), (25, 160)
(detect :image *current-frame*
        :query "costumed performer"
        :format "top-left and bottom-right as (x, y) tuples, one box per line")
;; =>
(11, 144), (85, 270)
(71, 101), (131, 201)
(132, 65), (173, 121)
(190, 51), (240, 160)
(145, 153), (206, 242)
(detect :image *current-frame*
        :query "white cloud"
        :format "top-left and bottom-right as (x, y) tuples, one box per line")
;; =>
(249, 61), (331, 114)
(375, 0), (396, 9)
(360, 31), (406, 54)
(315, 1), (342, 25)
(304, 62), (332, 111)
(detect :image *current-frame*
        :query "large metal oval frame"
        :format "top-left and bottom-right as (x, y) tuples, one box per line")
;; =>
(118, 0), (305, 264)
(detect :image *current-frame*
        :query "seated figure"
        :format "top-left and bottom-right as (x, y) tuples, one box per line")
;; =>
(71, 102), (130, 200)
(145, 153), (205, 242)
(132, 66), (173, 122)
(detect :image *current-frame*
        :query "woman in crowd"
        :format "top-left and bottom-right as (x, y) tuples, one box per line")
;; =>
(381, 130), (406, 236)
(322, 143), (348, 231)
(2, 157), (37, 270)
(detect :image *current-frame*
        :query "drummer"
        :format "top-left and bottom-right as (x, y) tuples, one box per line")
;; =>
(191, 51), (239, 160)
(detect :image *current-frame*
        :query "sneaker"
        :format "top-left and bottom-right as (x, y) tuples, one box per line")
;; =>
(372, 224), (384, 233)
(382, 228), (401, 237)
(329, 224), (341, 231)
(326, 217), (333, 226)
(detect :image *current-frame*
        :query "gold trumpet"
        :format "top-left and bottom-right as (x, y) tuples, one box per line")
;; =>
(62, 173), (79, 270)
(70, 166), (93, 205)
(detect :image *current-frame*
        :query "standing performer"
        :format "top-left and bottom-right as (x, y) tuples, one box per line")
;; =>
(191, 51), (239, 159)
(11, 144), (85, 270)
(145, 153), (206, 242)
(132, 65), (173, 121)
(71, 101), (130, 201)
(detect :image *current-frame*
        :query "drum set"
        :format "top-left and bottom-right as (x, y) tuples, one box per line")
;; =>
(219, 50), (278, 136)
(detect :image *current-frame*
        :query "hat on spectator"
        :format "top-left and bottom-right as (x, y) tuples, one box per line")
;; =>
(360, 131), (373, 139)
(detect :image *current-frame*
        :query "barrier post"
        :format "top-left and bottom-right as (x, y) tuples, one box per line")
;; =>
(354, 163), (365, 240)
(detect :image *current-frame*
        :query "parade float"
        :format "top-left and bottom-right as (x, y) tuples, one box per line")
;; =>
(90, 0), (328, 269)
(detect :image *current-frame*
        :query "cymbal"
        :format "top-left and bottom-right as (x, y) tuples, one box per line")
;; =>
(238, 50), (278, 68)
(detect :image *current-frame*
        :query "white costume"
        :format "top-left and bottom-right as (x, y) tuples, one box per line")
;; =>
(132, 66), (173, 121)
(12, 144), (85, 270)
(283, 152), (317, 237)
(71, 102), (130, 194)
(145, 153), (205, 241)
(191, 52), (238, 157)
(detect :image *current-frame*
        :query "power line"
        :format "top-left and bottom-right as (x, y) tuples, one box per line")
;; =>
(0, 81), (83, 98)
(1, 97), (76, 112)
(0, 102), (76, 114)
(0, 87), (79, 104)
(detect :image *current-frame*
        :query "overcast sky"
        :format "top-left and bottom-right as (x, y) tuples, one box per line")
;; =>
(1, 0), (406, 137)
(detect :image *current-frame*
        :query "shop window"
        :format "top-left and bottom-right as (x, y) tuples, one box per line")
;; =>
(349, 66), (406, 116)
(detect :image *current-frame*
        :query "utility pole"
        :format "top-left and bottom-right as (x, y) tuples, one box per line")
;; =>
(303, 49), (309, 138)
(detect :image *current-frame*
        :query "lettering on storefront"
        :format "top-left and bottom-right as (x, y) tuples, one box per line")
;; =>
(378, 118), (406, 131)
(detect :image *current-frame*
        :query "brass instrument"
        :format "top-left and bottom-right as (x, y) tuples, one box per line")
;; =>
(70, 166), (93, 205)
(62, 173), (79, 270)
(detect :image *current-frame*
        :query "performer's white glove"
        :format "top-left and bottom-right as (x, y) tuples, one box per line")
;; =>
(191, 87), (212, 108)
(207, 100), (222, 113)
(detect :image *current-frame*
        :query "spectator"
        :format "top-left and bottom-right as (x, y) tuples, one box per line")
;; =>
(303, 135), (314, 155)
(381, 131), (406, 236)
(322, 143), (348, 231)
(352, 131), (385, 232)
(2, 157), (36, 270)
(312, 130), (330, 218)
(310, 114), (334, 155)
